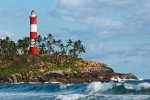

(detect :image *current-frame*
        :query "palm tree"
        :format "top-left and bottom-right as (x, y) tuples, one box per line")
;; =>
(17, 37), (30, 54)
(47, 33), (53, 41)
(53, 39), (62, 52)
(78, 45), (86, 57)
(71, 40), (85, 58)
(47, 40), (53, 54)
(37, 35), (42, 45)
(46, 33), (54, 54)
(40, 43), (46, 54)
(43, 36), (47, 43)
(60, 43), (65, 54)
(66, 39), (73, 55)
(56, 40), (62, 46)
(0, 37), (17, 60)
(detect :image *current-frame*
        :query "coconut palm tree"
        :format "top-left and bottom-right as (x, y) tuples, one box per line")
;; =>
(0, 37), (17, 60)
(17, 37), (30, 54)
(78, 45), (85, 57)
(60, 43), (65, 54)
(47, 33), (53, 41)
(66, 39), (73, 55)
(46, 33), (54, 54)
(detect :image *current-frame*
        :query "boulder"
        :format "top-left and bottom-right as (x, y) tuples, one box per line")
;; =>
(11, 74), (17, 83)
(15, 73), (22, 82)
(7, 77), (13, 83)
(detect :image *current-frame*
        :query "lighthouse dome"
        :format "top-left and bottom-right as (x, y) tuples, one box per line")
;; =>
(31, 10), (36, 17)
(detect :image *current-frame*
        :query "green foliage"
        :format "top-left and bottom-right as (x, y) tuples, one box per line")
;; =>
(50, 57), (83, 73)
(0, 60), (8, 66)
(0, 66), (38, 77)
(17, 37), (30, 54)
(0, 33), (86, 78)
(51, 65), (81, 73)
(37, 33), (86, 58)
(0, 33), (86, 63)
(0, 37), (17, 60)
(39, 55), (49, 62)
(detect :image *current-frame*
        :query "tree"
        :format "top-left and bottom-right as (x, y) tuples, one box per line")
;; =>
(0, 37), (17, 60)
(17, 37), (30, 54)
(60, 43), (65, 54)
(66, 39), (73, 55)
(46, 33), (54, 54)
(70, 40), (86, 58)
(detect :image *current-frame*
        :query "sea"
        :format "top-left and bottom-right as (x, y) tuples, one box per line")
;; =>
(0, 79), (150, 100)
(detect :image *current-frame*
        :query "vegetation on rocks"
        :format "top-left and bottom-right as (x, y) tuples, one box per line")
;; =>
(0, 33), (85, 62)
(0, 66), (38, 77)
(0, 33), (137, 83)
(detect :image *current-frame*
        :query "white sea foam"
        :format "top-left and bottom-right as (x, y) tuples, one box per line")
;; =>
(59, 83), (73, 89)
(124, 82), (150, 91)
(50, 82), (60, 83)
(87, 82), (114, 93)
(138, 78), (144, 81)
(56, 94), (86, 100)
(111, 77), (122, 82)
(44, 82), (49, 84)
(111, 77), (136, 82)
(111, 77), (117, 81)
(117, 77), (121, 82)
(29, 82), (41, 84)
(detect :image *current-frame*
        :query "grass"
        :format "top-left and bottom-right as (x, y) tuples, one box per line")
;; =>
(0, 66), (39, 78)
(0, 60), (9, 67)
(0, 55), (85, 78)
(39, 55), (49, 62)
(51, 65), (82, 73)
(50, 58), (83, 73)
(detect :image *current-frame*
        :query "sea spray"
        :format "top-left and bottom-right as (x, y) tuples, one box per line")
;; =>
(59, 83), (73, 89)
(124, 82), (150, 91)
(56, 94), (86, 100)
(0, 80), (150, 100)
(87, 82), (114, 93)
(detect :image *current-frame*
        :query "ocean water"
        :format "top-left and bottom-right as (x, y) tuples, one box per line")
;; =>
(0, 79), (150, 100)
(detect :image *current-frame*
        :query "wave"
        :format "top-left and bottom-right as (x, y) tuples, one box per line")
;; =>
(59, 83), (73, 89)
(87, 82), (114, 93)
(86, 82), (150, 95)
(124, 82), (150, 91)
(56, 94), (86, 100)
(0, 81), (150, 94)
(0, 80), (150, 100)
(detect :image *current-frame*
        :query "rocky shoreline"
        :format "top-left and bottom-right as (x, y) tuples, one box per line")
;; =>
(0, 71), (137, 83)
(0, 56), (137, 83)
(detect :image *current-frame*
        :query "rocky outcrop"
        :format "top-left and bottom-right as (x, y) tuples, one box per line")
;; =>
(110, 73), (137, 79)
(0, 60), (137, 83)
(39, 71), (137, 82)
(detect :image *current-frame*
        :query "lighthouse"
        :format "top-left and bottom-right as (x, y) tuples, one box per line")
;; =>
(30, 10), (39, 54)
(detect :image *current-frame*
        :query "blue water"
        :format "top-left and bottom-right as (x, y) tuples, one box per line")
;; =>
(0, 79), (150, 100)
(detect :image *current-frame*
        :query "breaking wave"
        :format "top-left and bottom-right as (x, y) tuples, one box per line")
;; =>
(0, 79), (150, 100)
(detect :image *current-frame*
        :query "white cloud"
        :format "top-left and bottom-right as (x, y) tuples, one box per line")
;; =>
(59, 0), (82, 6)
(54, 0), (124, 29)
(97, 0), (136, 5)
(82, 16), (123, 28)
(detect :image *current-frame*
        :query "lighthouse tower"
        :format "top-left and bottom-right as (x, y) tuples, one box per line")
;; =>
(30, 10), (39, 54)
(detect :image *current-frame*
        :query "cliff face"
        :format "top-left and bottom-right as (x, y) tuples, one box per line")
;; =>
(0, 55), (137, 83)
(39, 60), (137, 82)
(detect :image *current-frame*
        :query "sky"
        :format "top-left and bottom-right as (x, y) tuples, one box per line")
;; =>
(0, 0), (150, 79)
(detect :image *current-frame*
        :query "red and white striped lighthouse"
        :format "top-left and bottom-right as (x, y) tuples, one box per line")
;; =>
(30, 10), (39, 54)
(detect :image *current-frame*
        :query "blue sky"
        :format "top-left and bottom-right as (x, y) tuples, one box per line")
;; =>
(0, 0), (150, 79)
